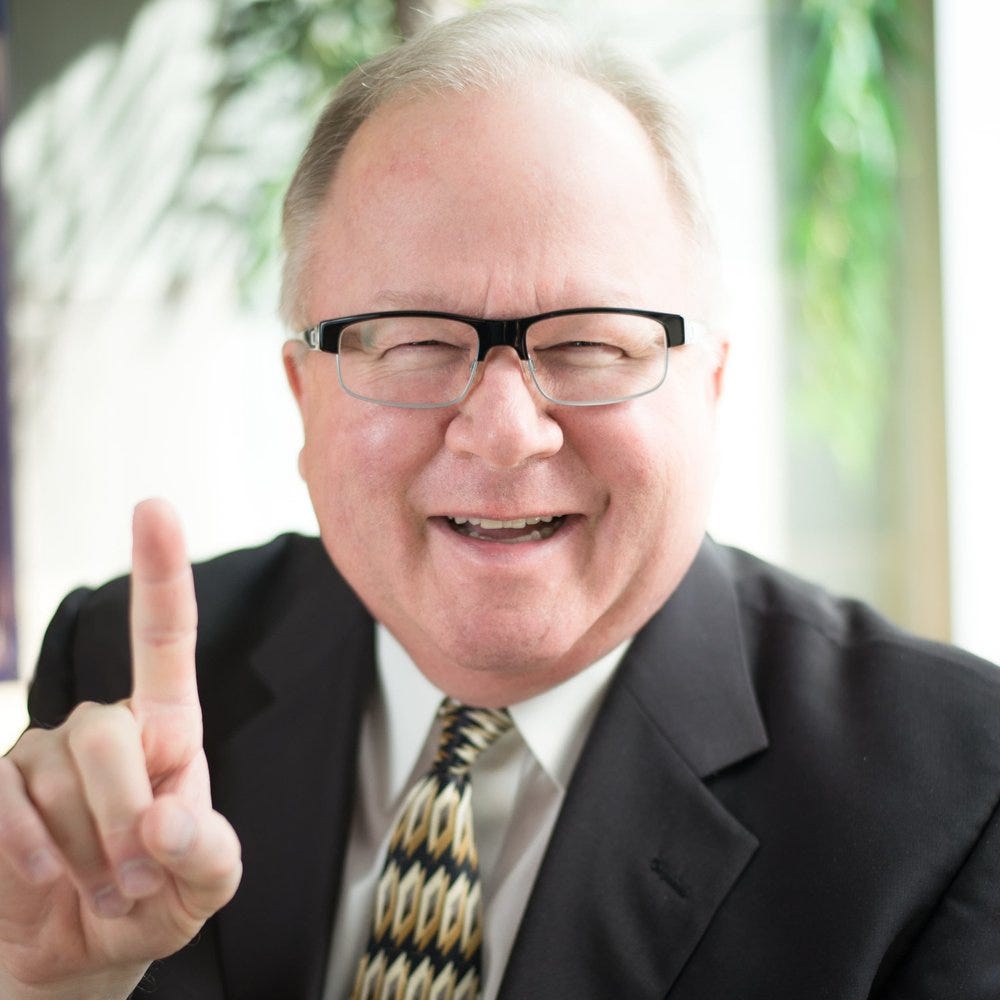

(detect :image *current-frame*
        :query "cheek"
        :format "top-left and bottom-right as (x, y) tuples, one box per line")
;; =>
(589, 388), (715, 538)
(299, 415), (414, 592)
(298, 393), (442, 528)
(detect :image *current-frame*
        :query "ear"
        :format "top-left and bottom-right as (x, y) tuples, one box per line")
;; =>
(282, 340), (308, 410)
(711, 334), (730, 401)
(282, 341), (311, 482)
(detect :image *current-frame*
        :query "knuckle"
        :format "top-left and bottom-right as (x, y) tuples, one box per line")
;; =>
(0, 753), (22, 787)
(135, 622), (196, 652)
(28, 765), (78, 814)
(0, 812), (41, 861)
(67, 703), (136, 760)
(0, 768), (34, 843)
(65, 700), (105, 724)
(6, 724), (48, 760)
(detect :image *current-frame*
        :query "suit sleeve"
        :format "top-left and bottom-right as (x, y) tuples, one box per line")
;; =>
(878, 794), (1000, 999)
(26, 587), (94, 730)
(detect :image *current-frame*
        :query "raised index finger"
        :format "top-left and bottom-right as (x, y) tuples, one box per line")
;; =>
(130, 499), (200, 724)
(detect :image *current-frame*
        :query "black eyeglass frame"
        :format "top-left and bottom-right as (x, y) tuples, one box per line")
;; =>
(300, 306), (701, 408)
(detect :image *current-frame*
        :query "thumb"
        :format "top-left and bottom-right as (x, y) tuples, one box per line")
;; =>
(142, 796), (243, 924)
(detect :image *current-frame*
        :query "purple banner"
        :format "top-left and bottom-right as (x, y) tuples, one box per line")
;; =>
(0, 0), (17, 680)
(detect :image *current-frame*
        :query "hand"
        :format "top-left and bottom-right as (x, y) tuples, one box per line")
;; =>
(0, 500), (242, 999)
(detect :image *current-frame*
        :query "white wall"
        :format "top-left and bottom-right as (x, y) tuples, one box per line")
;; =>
(935, 4), (1000, 665)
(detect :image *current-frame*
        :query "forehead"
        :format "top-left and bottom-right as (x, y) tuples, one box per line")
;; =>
(304, 74), (696, 317)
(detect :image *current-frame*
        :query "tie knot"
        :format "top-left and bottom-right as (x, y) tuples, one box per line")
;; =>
(435, 700), (512, 777)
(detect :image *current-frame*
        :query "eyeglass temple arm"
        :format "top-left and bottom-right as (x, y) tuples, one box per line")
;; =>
(679, 319), (708, 346)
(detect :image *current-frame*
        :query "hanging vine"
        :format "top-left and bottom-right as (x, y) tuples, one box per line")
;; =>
(205, 0), (398, 298)
(779, 0), (912, 475)
(204, 0), (479, 300)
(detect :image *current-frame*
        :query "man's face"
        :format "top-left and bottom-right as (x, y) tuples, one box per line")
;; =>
(285, 75), (727, 706)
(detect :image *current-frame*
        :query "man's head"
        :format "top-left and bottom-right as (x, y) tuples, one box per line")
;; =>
(281, 6), (728, 706)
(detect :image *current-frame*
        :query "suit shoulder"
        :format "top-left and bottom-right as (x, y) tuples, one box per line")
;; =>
(719, 542), (997, 678)
(74, 532), (332, 622)
(714, 543), (1000, 759)
(31, 534), (339, 720)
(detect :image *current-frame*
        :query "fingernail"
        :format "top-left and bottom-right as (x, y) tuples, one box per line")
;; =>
(160, 807), (196, 856)
(93, 884), (131, 918)
(119, 858), (164, 897)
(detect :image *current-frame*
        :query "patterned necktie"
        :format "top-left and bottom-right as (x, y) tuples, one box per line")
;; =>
(351, 700), (513, 1000)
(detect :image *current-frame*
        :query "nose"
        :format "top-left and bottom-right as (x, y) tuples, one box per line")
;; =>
(444, 347), (564, 467)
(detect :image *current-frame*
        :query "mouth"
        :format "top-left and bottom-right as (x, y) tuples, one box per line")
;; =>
(445, 514), (568, 543)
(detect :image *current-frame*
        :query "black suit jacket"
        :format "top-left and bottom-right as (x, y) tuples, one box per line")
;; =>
(29, 535), (1000, 999)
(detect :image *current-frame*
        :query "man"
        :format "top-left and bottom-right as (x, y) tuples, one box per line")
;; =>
(1, 7), (998, 999)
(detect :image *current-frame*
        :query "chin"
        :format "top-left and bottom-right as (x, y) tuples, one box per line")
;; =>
(431, 615), (593, 685)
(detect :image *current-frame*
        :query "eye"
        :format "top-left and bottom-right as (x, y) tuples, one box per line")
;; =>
(528, 312), (666, 366)
(534, 341), (625, 367)
(340, 318), (474, 360)
(380, 339), (469, 371)
(386, 338), (465, 352)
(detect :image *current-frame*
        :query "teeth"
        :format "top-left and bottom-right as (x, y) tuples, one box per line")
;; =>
(445, 513), (565, 543)
(450, 515), (556, 529)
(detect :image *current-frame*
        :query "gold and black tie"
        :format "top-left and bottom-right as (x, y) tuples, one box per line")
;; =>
(351, 700), (512, 1000)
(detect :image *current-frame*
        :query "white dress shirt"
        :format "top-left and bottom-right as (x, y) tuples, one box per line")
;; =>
(323, 625), (627, 1000)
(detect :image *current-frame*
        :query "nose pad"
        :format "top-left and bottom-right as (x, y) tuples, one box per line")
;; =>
(468, 345), (536, 397)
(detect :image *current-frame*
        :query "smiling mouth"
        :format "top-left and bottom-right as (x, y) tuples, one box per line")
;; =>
(446, 514), (567, 543)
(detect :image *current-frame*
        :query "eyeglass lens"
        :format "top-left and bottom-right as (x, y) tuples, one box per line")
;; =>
(336, 312), (668, 406)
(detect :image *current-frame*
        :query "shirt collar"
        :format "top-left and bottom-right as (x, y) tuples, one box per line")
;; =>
(508, 640), (626, 791)
(375, 625), (444, 798)
(376, 624), (628, 796)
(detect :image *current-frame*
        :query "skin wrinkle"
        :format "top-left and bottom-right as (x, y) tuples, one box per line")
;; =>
(285, 76), (726, 707)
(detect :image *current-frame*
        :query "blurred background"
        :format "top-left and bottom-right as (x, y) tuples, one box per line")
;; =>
(1, 0), (997, 750)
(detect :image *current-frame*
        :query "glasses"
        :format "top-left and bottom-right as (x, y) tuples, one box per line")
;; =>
(300, 307), (704, 408)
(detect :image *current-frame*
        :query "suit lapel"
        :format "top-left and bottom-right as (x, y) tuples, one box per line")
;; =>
(204, 541), (375, 1000)
(499, 540), (767, 999)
